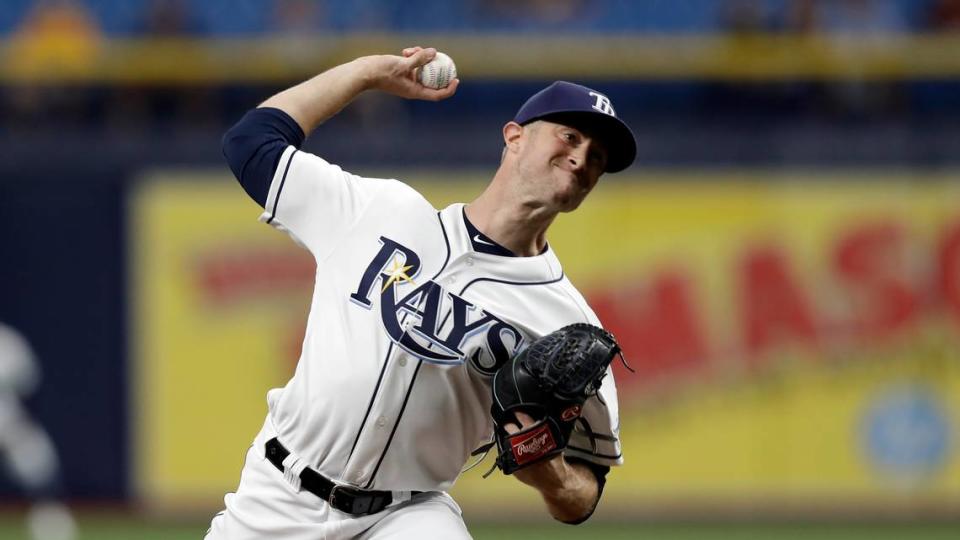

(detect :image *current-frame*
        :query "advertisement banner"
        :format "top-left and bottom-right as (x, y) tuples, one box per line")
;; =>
(131, 173), (314, 509)
(131, 170), (960, 514)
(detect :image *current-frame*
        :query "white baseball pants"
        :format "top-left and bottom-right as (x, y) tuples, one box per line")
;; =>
(205, 423), (472, 540)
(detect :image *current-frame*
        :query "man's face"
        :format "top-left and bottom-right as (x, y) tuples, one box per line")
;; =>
(510, 120), (609, 212)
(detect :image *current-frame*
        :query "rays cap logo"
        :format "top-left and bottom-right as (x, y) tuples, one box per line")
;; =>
(513, 81), (637, 173)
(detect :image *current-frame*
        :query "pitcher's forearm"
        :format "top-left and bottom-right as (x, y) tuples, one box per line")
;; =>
(515, 456), (600, 524)
(258, 49), (456, 136)
(259, 57), (377, 135)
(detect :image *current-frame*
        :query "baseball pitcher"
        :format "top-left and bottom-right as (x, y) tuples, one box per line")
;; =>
(206, 46), (636, 539)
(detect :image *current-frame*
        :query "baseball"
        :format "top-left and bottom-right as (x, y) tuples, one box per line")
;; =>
(417, 52), (457, 89)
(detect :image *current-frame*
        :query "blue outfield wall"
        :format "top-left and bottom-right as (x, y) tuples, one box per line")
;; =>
(0, 163), (128, 499)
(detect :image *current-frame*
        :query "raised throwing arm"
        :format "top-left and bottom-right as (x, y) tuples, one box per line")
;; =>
(260, 47), (459, 135)
(222, 47), (458, 207)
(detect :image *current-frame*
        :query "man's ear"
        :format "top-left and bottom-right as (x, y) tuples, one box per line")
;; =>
(502, 121), (525, 153)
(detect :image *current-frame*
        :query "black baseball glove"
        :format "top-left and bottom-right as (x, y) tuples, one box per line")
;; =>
(489, 323), (622, 475)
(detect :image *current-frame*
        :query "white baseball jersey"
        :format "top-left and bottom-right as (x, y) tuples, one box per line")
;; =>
(256, 145), (623, 493)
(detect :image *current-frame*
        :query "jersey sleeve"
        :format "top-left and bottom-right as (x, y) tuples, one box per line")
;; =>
(561, 295), (624, 467)
(258, 146), (384, 260)
(565, 366), (623, 467)
(222, 107), (305, 207)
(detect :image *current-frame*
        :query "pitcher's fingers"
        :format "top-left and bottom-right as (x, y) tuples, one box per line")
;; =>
(502, 409), (536, 435)
(413, 77), (457, 101)
(513, 410), (536, 427)
(402, 46), (423, 57)
(404, 47), (437, 68)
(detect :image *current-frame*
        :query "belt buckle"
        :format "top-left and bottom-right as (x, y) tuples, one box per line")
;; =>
(329, 484), (372, 515)
(331, 484), (390, 515)
(327, 484), (344, 508)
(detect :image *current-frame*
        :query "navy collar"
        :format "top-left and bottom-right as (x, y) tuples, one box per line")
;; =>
(460, 208), (550, 257)
(461, 208), (518, 257)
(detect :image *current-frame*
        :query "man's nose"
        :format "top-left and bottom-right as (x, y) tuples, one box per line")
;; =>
(567, 146), (589, 171)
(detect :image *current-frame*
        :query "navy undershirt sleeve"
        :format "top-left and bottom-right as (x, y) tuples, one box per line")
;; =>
(222, 107), (306, 208)
(564, 457), (610, 524)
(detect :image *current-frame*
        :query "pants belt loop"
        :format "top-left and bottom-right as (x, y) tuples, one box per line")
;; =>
(281, 452), (307, 492)
(391, 490), (412, 505)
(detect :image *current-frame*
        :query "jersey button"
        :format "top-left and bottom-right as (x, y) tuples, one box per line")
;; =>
(465, 257), (474, 266)
(398, 357), (407, 367)
(376, 416), (387, 427)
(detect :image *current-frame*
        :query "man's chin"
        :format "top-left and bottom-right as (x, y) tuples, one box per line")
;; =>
(555, 195), (586, 213)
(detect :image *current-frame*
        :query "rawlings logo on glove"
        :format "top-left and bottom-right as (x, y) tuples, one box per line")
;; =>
(511, 424), (556, 465)
(488, 323), (624, 475)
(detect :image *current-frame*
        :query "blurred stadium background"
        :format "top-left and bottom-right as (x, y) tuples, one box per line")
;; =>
(2, 0), (960, 538)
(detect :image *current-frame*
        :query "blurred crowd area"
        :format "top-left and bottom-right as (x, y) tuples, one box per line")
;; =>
(2, 0), (960, 35)
(2, 0), (960, 167)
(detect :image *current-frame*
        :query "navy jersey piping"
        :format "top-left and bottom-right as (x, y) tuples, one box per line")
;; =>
(458, 273), (565, 297)
(433, 211), (452, 278)
(344, 340), (397, 466)
(266, 149), (297, 225)
(567, 446), (622, 460)
(343, 211), (451, 476)
(425, 271), (566, 357)
(364, 360), (424, 488)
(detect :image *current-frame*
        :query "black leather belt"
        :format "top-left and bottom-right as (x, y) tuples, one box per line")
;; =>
(265, 437), (415, 516)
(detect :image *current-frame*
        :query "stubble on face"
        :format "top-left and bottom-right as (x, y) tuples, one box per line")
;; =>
(513, 122), (603, 213)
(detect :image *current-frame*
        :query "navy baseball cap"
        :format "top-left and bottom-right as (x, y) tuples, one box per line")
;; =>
(514, 81), (637, 173)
